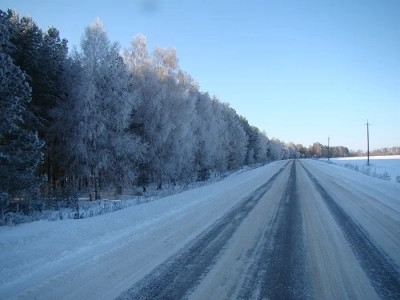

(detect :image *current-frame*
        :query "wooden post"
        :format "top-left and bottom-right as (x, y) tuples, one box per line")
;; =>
(365, 120), (371, 166)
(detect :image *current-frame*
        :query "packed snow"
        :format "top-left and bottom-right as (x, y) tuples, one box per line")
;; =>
(0, 161), (285, 299)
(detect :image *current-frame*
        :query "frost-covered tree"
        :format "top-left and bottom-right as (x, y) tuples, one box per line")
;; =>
(192, 92), (219, 180)
(124, 33), (273, 186)
(222, 106), (247, 170)
(206, 99), (247, 174)
(208, 98), (229, 174)
(255, 130), (270, 164)
(269, 138), (286, 160)
(311, 142), (323, 158)
(123, 33), (152, 73)
(124, 39), (198, 188)
(162, 71), (197, 184)
(153, 46), (178, 79)
(0, 15), (43, 200)
(238, 116), (269, 165)
(286, 142), (299, 159)
(52, 19), (145, 198)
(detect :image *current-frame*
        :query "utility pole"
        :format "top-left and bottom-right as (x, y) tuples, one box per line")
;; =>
(365, 120), (371, 166)
(328, 137), (330, 161)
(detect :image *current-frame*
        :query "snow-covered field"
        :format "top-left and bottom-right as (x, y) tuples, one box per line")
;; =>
(0, 159), (399, 299)
(323, 155), (400, 183)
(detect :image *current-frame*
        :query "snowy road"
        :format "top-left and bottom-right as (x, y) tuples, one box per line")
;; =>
(1, 160), (400, 299)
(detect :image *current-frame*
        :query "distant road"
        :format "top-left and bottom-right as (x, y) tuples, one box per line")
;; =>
(1, 160), (400, 299)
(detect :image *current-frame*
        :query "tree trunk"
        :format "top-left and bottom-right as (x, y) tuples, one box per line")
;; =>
(94, 176), (101, 200)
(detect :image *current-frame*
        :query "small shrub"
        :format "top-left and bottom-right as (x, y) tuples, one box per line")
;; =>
(4, 212), (28, 226)
(361, 167), (371, 176)
(381, 172), (391, 181)
(339, 161), (394, 183)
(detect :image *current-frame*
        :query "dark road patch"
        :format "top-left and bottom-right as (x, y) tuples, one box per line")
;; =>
(300, 161), (400, 299)
(239, 160), (313, 300)
(116, 162), (290, 300)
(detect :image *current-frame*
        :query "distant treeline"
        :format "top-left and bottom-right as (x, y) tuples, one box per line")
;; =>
(350, 147), (400, 157)
(295, 142), (400, 159)
(291, 142), (349, 158)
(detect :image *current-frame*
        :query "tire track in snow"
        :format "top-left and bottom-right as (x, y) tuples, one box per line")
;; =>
(238, 160), (313, 299)
(300, 161), (400, 299)
(116, 162), (290, 300)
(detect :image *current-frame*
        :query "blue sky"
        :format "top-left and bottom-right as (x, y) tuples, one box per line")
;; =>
(2, 0), (399, 151)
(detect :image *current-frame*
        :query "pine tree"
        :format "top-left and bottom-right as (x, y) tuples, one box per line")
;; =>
(2, 10), (69, 187)
(0, 17), (44, 202)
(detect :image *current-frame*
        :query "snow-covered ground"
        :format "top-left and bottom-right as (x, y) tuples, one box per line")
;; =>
(3, 166), (260, 226)
(0, 159), (399, 299)
(322, 155), (400, 183)
(0, 161), (286, 299)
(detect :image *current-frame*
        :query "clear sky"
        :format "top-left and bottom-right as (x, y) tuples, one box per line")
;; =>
(2, 0), (399, 151)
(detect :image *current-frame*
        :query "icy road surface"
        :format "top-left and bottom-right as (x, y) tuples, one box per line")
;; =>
(1, 160), (400, 299)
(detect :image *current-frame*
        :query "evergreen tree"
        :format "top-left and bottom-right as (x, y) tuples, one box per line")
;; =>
(2, 10), (69, 187)
(0, 17), (44, 200)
